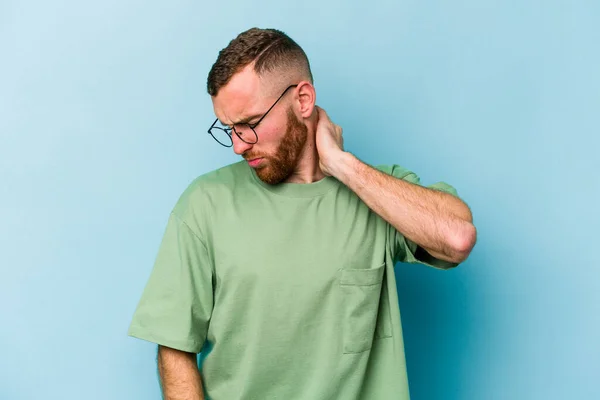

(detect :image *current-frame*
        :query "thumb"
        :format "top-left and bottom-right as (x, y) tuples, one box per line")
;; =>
(315, 106), (331, 123)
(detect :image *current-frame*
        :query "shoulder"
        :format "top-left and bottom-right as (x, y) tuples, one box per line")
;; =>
(171, 161), (248, 221)
(375, 164), (419, 182)
(375, 163), (458, 197)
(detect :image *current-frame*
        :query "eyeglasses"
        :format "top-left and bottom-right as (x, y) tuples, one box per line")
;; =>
(208, 84), (298, 147)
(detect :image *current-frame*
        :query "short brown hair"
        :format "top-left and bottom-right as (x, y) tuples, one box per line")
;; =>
(207, 28), (313, 96)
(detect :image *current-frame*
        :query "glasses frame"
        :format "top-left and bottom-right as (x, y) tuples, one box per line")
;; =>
(208, 84), (299, 147)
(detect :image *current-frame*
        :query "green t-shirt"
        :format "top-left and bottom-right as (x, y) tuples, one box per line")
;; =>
(128, 160), (460, 400)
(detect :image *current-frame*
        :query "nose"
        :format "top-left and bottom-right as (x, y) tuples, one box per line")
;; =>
(232, 134), (253, 155)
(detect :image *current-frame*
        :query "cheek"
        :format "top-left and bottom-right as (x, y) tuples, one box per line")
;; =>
(257, 125), (284, 148)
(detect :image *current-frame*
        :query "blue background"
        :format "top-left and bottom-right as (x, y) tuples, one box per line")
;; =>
(1, 1), (598, 399)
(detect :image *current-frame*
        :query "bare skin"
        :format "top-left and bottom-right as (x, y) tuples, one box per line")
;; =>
(157, 346), (204, 400)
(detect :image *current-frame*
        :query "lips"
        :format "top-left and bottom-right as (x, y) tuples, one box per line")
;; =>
(247, 158), (263, 168)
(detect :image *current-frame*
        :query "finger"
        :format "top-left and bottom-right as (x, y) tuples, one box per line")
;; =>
(315, 106), (331, 123)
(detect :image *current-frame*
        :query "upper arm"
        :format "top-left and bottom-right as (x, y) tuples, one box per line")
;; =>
(128, 212), (214, 353)
(377, 164), (462, 270)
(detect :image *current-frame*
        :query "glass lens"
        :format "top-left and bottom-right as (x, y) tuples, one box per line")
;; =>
(233, 124), (258, 144)
(209, 127), (233, 147)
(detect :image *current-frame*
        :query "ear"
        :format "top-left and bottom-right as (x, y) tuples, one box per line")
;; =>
(296, 81), (316, 119)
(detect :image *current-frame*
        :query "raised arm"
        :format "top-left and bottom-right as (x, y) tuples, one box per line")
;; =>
(315, 107), (476, 264)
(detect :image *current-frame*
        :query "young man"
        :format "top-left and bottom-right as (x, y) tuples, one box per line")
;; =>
(128, 28), (476, 400)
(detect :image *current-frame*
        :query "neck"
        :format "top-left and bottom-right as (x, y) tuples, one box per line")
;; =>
(284, 112), (326, 184)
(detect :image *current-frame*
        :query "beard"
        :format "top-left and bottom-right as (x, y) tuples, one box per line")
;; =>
(251, 107), (308, 185)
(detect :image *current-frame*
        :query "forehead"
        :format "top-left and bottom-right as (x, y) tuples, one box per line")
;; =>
(212, 64), (271, 125)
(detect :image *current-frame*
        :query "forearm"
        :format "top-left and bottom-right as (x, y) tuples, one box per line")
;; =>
(331, 152), (476, 263)
(158, 345), (205, 400)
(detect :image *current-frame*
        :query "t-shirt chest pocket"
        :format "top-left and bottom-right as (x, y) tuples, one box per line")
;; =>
(339, 262), (392, 354)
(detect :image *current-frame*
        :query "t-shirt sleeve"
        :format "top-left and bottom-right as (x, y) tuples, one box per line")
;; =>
(376, 164), (461, 270)
(127, 212), (213, 353)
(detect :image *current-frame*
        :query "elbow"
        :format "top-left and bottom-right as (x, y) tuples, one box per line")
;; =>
(449, 222), (477, 263)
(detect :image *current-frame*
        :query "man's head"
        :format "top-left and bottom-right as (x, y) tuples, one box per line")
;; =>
(207, 28), (316, 185)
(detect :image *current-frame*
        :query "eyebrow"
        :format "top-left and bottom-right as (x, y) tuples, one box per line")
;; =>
(220, 113), (263, 127)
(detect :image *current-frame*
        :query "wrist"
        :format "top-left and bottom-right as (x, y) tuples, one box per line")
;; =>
(329, 151), (358, 183)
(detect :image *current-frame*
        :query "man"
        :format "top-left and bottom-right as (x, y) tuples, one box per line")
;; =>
(128, 27), (476, 400)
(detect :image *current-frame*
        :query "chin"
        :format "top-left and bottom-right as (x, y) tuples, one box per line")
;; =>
(256, 170), (281, 185)
(256, 166), (291, 185)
